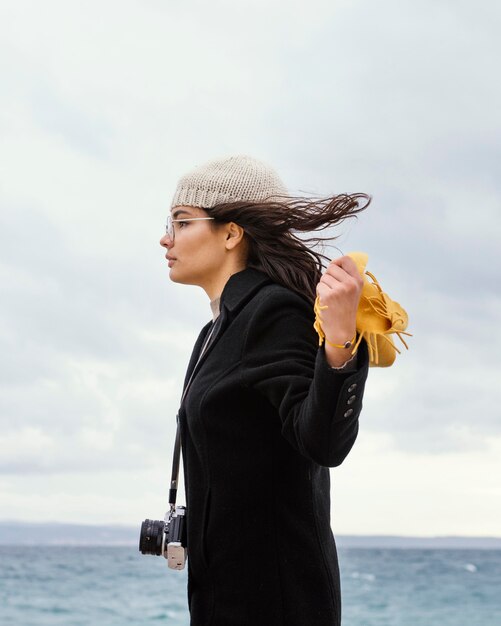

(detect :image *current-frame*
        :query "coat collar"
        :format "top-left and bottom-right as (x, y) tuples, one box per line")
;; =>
(181, 267), (273, 394)
(219, 267), (273, 317)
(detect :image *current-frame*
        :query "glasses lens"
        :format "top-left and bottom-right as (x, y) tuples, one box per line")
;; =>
(166, 216), (174, 240)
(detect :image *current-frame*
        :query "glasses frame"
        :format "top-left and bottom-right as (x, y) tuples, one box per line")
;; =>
(165, 216), (215, 240)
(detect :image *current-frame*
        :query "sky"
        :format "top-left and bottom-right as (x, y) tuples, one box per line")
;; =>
(0, 0), (500, 536)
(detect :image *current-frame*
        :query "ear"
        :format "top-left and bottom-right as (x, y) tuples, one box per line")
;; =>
(224, 222), (245, 250)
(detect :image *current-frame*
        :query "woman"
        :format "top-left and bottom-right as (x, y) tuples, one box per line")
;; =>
(159, 155), (370, 626)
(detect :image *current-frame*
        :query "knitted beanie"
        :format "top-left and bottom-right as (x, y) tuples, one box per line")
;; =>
(170, 154), (289, 209)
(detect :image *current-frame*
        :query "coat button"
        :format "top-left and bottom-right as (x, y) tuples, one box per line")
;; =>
(347, 395), (356, 405)
(344, 408), (354, 418)
(348, 383), (357, 393)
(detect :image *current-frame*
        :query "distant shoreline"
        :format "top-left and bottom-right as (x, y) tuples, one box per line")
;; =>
(1, 521), (501, 549)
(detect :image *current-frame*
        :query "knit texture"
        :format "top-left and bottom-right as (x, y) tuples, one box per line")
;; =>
(171, 154), (289, 209)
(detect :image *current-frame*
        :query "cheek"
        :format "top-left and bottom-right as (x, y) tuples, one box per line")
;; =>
(185, 232), (224, 268)
(195, 230), (224, 256)
(195, 241), (225, 268)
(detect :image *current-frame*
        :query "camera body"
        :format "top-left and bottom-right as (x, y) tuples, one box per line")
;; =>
(139, 506), (187, 570)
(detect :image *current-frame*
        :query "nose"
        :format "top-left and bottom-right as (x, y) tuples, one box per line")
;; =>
(160, 232), (174, 248)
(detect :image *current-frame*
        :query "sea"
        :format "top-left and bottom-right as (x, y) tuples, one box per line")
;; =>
(1, 546), (500, 626)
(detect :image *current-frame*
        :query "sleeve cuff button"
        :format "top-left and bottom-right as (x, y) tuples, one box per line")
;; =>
(344, 408), (354, 418)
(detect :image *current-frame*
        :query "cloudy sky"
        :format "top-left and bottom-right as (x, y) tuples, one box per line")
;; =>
(1, 0), (500, 536)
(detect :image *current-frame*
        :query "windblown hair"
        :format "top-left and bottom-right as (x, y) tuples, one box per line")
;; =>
(205, 193), (371, 305)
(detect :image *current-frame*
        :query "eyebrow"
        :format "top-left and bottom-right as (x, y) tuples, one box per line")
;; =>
(172, 209), (193, 218)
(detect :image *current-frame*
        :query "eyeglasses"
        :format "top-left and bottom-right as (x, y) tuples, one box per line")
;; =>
(165, 216), (215, 241)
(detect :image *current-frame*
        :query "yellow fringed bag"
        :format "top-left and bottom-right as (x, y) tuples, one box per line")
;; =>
(314, 252), (412, 367)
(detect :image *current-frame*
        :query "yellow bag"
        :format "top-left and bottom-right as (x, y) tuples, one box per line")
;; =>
(314, 252), (412, 367)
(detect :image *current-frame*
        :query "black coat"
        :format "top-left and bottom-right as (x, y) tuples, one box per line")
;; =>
(178, 267), (369, 626)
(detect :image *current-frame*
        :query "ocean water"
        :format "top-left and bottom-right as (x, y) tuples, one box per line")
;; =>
(1, 546), (500, 625)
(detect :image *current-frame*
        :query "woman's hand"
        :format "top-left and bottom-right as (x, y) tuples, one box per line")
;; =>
(316, 256), (364, 367)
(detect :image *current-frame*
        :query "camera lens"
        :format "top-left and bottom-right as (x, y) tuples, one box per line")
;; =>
(139, 519), (165, 556)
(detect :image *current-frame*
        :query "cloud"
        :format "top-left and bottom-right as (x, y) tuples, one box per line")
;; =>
(0, 0), (499, 531)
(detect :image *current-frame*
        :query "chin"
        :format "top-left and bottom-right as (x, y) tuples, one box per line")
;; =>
(168, 268), (197, 287)
(168, 268), (182, 284)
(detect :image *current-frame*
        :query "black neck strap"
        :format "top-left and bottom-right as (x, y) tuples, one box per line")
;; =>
(168, 318), (220, 511)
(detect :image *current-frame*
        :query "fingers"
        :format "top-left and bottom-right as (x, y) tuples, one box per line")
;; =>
(323, 264), (347, 284)
(315, 257), (363, 343)
(320, 256), (363, 287)
(319, 272), (343, 291)
(315, 282), (333, 300)
(328, 255), (361, 280)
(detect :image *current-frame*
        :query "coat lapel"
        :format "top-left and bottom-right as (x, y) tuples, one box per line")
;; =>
(182, 319), (213, 388)
(182, 268), (272, 392)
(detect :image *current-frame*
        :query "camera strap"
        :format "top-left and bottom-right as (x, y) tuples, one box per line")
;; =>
(168, 317), (220, 510)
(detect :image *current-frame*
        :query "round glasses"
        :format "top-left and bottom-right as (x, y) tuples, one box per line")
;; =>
(165, 216), (215, 241)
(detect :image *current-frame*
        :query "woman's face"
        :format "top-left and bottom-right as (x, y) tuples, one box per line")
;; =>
(159, 206), (229, 289)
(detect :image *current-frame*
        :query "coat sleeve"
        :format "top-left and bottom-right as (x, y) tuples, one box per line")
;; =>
(239, 288), (369, 467)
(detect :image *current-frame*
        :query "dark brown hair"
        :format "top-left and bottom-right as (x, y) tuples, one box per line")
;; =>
(205, 193), (371, 305)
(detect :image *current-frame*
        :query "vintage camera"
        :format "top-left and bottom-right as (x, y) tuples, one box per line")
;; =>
(139, 506), (187, 570)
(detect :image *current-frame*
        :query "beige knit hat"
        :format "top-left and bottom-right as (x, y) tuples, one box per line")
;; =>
(170, 154), (289, 209)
